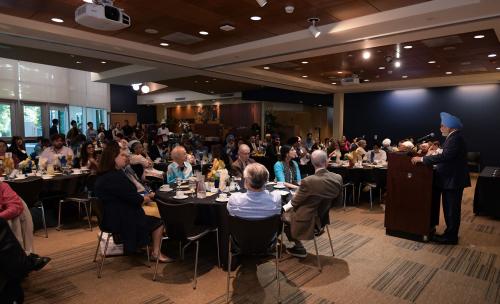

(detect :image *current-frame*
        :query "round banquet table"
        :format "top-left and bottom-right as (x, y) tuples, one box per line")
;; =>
(328, 164), (387, 189)
(154, 183), (290, 270)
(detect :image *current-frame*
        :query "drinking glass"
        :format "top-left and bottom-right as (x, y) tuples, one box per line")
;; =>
(176, 177), (182, 188)
(189, 180), (196, 197)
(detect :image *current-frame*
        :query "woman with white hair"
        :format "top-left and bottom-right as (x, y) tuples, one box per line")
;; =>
(382, 138), (393, 153)
(166, 146), (193, 183)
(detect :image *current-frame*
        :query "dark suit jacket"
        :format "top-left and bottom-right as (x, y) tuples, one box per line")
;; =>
(423, 130), (471, 190)
(94, 170), (150, 253)
(149, 144), (162, 161)
(290, 168), (342, 240)
(230, 158), (256, 178)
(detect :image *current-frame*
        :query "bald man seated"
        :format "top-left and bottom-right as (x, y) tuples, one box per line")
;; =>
(231, 144), (256, 178)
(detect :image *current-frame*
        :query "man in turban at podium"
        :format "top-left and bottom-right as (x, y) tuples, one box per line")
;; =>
(411, 112), (470, 245)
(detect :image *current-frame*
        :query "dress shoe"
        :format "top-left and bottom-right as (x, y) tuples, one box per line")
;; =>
(432, 235), (458, 245)
(30, 256), (51, 271)
(287, 246), (307, 258)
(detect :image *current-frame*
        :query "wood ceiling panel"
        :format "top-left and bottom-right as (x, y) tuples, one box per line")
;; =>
(0, 0), (428, 54)
(158, 76), (260, 95)
(256, 30), (500, 85)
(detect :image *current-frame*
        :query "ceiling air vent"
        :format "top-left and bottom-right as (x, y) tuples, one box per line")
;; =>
(175, 97), (186, 101)
(219, 93), (234, 97)
(161, 32), (204, 45)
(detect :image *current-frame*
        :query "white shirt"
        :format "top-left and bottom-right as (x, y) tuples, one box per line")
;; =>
(39, 146), (74, 168)
(157, 127), (169, 142)
(365, 149), (387, 163)
(227, 190), (282, 219)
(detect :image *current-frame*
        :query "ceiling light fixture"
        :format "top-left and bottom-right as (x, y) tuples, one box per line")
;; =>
(141, 85), (150, 93)
(362, 50), (371, 60)
(331, 82), (336, 85)
(263, 66), (270, 70)
(488, 53), (497, 58)
(364, 79), (370, 82)
(307, 18), (321, 38)
(378, 66), (385, 70)
(445, 71), (453, 75)
(51, 18), (64, 23)
(301, 61), (309, 64)
(250, 16), (262, 21)
(474, 34), (485, 39)
(100, 61), (106, 64)
(285, 5), (294, 14)
(402, 75), (408, 78)
(144, 28), (159, 34)
(256, 0), (267, 7)
(199, 31), (209, 35)
(83, 0), (93, 3)
(428, 60), (436, 64)
(337, 71), (343, 74)
(131, 83), (142, 91)
(160, 42), (169, 47)
(301, 75), (308, 78)
(394, 60), (401, 68)
(76, 61), (82, 64)
(496, 67), (500, 70)
(403, 45), (413, 49)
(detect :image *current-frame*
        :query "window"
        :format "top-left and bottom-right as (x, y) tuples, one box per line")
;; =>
(0, 103), (12, 137)
(49, 105), (68, 135)
(86, 108), (107, 128)
(69, 106), (84, 131)
(23, 104), (42, 137)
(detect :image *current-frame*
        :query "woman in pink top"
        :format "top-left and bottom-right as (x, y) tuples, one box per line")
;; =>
(0, 182), (24, 220)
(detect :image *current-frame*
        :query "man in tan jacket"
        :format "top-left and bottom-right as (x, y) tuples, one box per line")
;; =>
(286, 150), (343, 258)
(231, 144), (256, 178)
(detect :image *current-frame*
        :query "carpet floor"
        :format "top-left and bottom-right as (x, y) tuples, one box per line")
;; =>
(24, 174), (500, 304)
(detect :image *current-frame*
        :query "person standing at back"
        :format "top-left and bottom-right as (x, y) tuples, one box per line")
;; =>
(49, 119), (59, 137)
(411, 112), (470, 245)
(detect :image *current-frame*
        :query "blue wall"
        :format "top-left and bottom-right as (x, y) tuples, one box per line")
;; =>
(344, 84), (500, 166)
(110, 84), (156, 123)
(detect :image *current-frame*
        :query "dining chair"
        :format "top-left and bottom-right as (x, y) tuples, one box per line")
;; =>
(226, 214), (284, 304)
(57, 174), (96, 231)
(154, 201), (220, 289)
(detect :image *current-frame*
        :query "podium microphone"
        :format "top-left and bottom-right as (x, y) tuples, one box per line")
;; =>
(416, 132), (435, 143)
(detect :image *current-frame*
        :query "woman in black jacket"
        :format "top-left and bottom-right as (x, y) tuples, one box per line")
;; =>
(94, 141), (171, 262)
(8, 136), (28, 164)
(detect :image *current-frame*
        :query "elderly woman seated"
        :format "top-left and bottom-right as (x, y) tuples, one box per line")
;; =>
(129, 141), (163, 180)
(398, 140), (415, 153)
(166, 146), (193, 184)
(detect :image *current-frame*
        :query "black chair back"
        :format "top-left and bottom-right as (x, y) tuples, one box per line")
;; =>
(467, 152), (481, 163)
(86, 174), (98, 194)
(228, 215), (281, 256)
(130, 164), (144, 180)
(7, 177), (43, 207)
(156, 201), (200, 241)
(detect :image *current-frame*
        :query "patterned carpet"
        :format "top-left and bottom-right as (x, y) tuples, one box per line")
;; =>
(23, 174), (500, 304)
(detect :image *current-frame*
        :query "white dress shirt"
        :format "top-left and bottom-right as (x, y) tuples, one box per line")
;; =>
(227, 189), (282, 219)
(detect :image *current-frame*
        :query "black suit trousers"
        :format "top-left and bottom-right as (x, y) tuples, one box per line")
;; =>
(436, 188), (464, 240)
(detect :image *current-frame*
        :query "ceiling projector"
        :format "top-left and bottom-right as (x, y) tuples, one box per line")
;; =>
(75, 0), (130, 31)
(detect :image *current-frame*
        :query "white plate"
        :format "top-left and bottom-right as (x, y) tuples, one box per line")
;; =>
(42, 175), (54, 179)
(173, 195), (188, 199)
(215, 197), (229, 202)
(273, 185), (286, 189)
(158, 188), (172, 192)
(278, 190), (289, 196)
(266, 182), (276, 186)
(14, 176), (27, 180)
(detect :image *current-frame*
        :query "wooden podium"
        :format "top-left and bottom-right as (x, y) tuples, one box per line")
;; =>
(385, 153), (439, 241)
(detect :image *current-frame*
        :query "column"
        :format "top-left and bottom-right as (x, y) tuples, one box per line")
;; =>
(332, 93), (344, 140)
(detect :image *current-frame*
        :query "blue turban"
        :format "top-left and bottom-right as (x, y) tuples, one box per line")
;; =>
(440, 112), (463, 129)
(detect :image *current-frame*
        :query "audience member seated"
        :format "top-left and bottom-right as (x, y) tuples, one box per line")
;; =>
(8, 136), (28, 165)
(39, 134), (74, 169)
(304, 133), (315, 152)
(166, 146), (193, 183)
(122, 120), (134, 139)
(0, 218), (51, 303)
(224, 134), (238, 164)
(355, 139), (368, 160)
(94, 141), (171, 262)
(346, 145), (362, 165)
(365, 143), (387, 164)
(129, 142), (163, 180)
(382, 138), (393, 153)
(249, 135), (259, 154)
(398, 140), (415, 153)
(0, 139), (11, 161)
(328, 140), (342, 162)
(148, 136), (165, 161)
(227, 163), (282, 219)
(339, 136), (351, 154)
(283, 150), (342, 258)
(0, 181), (34, 254)
(78, 142), (99, 173)
(231, 144), (256, 178)
(427, 141), (442, 156)
(85, 122), (97, 142)
(274, 145), (301, 189)
(31, 137), (50, 159)
(112, 122), (123, 141)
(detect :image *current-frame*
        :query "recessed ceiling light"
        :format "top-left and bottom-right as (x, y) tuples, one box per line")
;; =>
(496, 67), (500, 70)
(364, 79), (370, 82)
(488, 53), (497, 58)
(51, 18), (64, 23)
(428, 60), (436, 64)
(331, 82), (336, 85)
(263, 66), (270, 70)
(394, 60), (401, 68)
(301, 61), (309, 64)
(301, 75), (308, 78)
(403, 45), (413, 49)
(402, 75), (408, 78)
(474, 34), (485, 39)
(199, 31), (209, 35)
(160, 42), (169, 47)
(362, 50), (371, 60)
(141, 85), (150, 94)
(83, 0), (93, 3)
(337, 71), (343, 74)
(144, 28), (159, 34)
(205, 80), (210, 83)
(378, 66), (385, 70)
(100, 61), (106, 64)
(445, 71), (453, 75)
(250, 16), (262, 21)
(76, 61), (82, 64)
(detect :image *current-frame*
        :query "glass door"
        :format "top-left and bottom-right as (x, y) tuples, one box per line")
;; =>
(49, 105), (68, 135)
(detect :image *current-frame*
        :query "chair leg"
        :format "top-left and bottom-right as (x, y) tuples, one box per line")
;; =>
(83, 201), (92, 231)
(326, 225), (334, 257)
(226, 237), (232, 304)
(215, 229), (221, 268)
(379, 188), (382, 203)
(57, 200), (63, 230)
(153, 238), (163, 281)
(275, 241), (280, 303)
(193, 240), (200, 289)
(352, 185), (355, 205)
(93, 231), (103, 262)
(39, 202), (48, 238)
(279, 224), (285, 259)
(343, 186), (346, 211)
(146, 245), (151, 266)
(369, 188), (373, 210)
(98, 234), (111, 278)
(313, 236), (321, 272)
(357, 183), (361, 204)
(179, 241), (183, 260)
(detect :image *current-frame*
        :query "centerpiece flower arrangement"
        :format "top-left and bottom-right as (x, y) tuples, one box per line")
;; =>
(18, 157), (34, 174)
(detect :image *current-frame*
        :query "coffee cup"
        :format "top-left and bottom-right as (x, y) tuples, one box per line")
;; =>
(277, 181), (285, 188)
(176, 190), (183, 197)
(218, 193), (228, 200)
